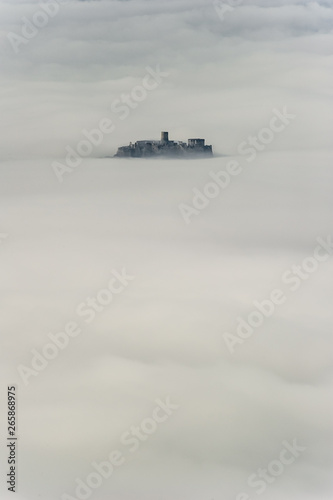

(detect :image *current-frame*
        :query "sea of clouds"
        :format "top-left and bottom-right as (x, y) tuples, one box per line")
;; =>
(0, 1), (333, 500)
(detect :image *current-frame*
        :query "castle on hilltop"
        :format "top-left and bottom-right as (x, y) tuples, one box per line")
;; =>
(114, 132), (213, 158)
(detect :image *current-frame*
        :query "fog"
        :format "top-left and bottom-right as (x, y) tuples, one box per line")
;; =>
(0, 1), (333, 500)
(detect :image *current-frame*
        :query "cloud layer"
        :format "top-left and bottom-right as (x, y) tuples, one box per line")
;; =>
(0, 1), (333, 500)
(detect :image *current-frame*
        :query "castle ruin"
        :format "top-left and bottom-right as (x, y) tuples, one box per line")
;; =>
(114, 132), (213, 158)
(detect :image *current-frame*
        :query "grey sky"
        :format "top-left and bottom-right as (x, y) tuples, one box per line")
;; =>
(0, 1), (332, 500)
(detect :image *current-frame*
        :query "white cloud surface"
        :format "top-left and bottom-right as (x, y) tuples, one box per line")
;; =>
(0, 1), (333, 500)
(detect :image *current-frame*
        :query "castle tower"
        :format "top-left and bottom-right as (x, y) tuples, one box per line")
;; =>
(161, 131), (169, 143)
(188, 138), (205, 147)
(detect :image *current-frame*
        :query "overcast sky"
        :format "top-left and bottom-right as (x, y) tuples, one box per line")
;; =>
(0, 1), (333, 500)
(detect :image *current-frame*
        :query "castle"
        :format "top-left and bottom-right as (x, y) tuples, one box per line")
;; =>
(114, 132), (213, 157)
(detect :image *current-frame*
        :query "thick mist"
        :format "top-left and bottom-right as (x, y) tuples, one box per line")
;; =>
(0, 1), (333, 500)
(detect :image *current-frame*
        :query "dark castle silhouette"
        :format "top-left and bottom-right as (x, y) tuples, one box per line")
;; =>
(114, 131), (213, 158)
